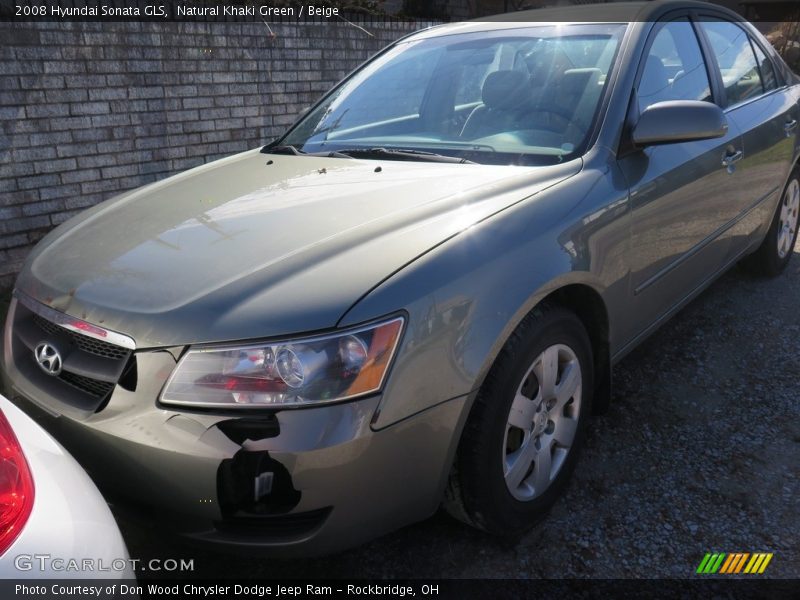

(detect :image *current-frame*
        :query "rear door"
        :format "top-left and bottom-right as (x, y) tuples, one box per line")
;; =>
(695, 17), (798, 257)
(616, 17), (744, 341)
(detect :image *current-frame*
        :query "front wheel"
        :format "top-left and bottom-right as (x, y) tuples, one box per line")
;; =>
(741, 170), (800, 276)
(444, 304), (593, 536)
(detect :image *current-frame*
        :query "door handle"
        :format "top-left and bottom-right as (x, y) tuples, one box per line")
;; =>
(784, 119), (798, 136)
(722, 150), (743, 168)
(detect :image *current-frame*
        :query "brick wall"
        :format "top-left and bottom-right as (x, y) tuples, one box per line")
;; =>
(0, 19), (435, 289)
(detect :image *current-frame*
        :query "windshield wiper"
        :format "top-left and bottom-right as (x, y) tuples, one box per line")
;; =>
(262, 144), (474, 163)
(336, 147), (477, 164)
(261, 145), (353, 159)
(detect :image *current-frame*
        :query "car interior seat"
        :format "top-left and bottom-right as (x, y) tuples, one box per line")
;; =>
(460, 70), (531, 138)
(637, 55), (673, 111)
(551, 67), (602, 143)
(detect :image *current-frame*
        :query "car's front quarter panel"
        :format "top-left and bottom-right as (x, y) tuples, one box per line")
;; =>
(341, 151), (631, 430)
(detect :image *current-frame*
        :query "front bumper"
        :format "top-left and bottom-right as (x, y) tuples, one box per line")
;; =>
(2, 301), (468, 555)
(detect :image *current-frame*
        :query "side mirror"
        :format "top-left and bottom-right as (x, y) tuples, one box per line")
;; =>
(632, 100), (728, 147)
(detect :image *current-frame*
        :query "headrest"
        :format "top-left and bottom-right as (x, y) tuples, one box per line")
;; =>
(561, 68), (602, 93)
(482, 70), (529, 110)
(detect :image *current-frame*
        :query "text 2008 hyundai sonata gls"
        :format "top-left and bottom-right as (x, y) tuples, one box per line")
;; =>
(3, 1), (799, 554)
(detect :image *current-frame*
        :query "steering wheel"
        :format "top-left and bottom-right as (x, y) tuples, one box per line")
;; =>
(527, 106), (576, 134)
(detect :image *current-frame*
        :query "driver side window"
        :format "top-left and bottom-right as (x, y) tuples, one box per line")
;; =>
(638, 20), (712, 114)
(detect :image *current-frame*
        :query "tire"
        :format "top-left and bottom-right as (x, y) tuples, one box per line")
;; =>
(740, 169), (800, 277)
(444, 304), (593, 536)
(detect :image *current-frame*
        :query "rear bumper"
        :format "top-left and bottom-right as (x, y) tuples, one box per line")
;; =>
(2, 338), (468, 556)
(0, 395), (133, 579)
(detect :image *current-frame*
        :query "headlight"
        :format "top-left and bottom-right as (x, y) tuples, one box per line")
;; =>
(160, 316), (404, 409)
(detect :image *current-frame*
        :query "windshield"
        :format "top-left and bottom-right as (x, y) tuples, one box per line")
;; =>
(275, 24), (625, 166)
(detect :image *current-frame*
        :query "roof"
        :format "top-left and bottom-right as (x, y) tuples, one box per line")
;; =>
(739, 0), (797, 4)
(480, 1), (652, 23)
(406, 1), (744, 41)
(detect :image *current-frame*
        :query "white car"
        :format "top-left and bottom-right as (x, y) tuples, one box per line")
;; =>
(0, 394), (133, 579)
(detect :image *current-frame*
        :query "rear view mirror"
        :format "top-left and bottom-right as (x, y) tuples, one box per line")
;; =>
(632, 100), (728, 147)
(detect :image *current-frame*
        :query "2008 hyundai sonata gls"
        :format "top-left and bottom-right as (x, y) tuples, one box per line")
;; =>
(3, 1), (799, 554)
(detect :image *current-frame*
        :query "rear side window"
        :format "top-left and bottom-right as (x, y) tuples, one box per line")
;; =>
(700, 19), (764, 106)
(638, 19), (712, 113)
(751, 41), (778, 92)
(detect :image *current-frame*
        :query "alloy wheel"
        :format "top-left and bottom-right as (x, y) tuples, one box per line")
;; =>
(503, 344), (582, 501)
(778, 178), (800, 259)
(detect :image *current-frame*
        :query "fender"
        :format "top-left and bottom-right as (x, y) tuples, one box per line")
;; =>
(340, 161), (630, 430)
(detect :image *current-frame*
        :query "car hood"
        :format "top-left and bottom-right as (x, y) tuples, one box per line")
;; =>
(17, 149), (580, 347)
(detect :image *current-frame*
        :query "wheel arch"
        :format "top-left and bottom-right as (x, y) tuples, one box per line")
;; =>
(442, 281), (611, 528)
(540, 284), (612, 415)
(465, 279), (613, 420)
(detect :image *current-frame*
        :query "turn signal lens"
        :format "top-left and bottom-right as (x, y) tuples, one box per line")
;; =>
(0, 410), (35, 556)
(161, 317), (404, 408)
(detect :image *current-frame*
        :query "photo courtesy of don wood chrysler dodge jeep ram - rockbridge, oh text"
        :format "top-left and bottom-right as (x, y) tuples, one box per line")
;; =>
(2, 1), (800, 555)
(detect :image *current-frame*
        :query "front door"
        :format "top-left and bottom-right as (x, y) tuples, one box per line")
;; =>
(617, 18), (744, 342)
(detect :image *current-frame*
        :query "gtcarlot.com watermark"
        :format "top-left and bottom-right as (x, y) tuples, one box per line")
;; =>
(14, 553), (194, 573)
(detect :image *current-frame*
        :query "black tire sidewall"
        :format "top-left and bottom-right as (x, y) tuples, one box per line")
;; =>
(762, 171), (799, 275)
(458, 308), (594, 535)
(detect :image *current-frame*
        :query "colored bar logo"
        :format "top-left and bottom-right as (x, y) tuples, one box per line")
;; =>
(696, 552), (773, 574)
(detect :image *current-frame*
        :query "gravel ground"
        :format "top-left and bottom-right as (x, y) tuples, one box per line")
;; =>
(2, 240), (798, 580)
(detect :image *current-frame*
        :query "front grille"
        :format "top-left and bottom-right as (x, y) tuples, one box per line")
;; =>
(12, 298), (134, 412)
(72, 331), (129, 360)
(32, 314), (61, 337)
(59, 371), (116, 399)
(32, 314), (129, 360)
